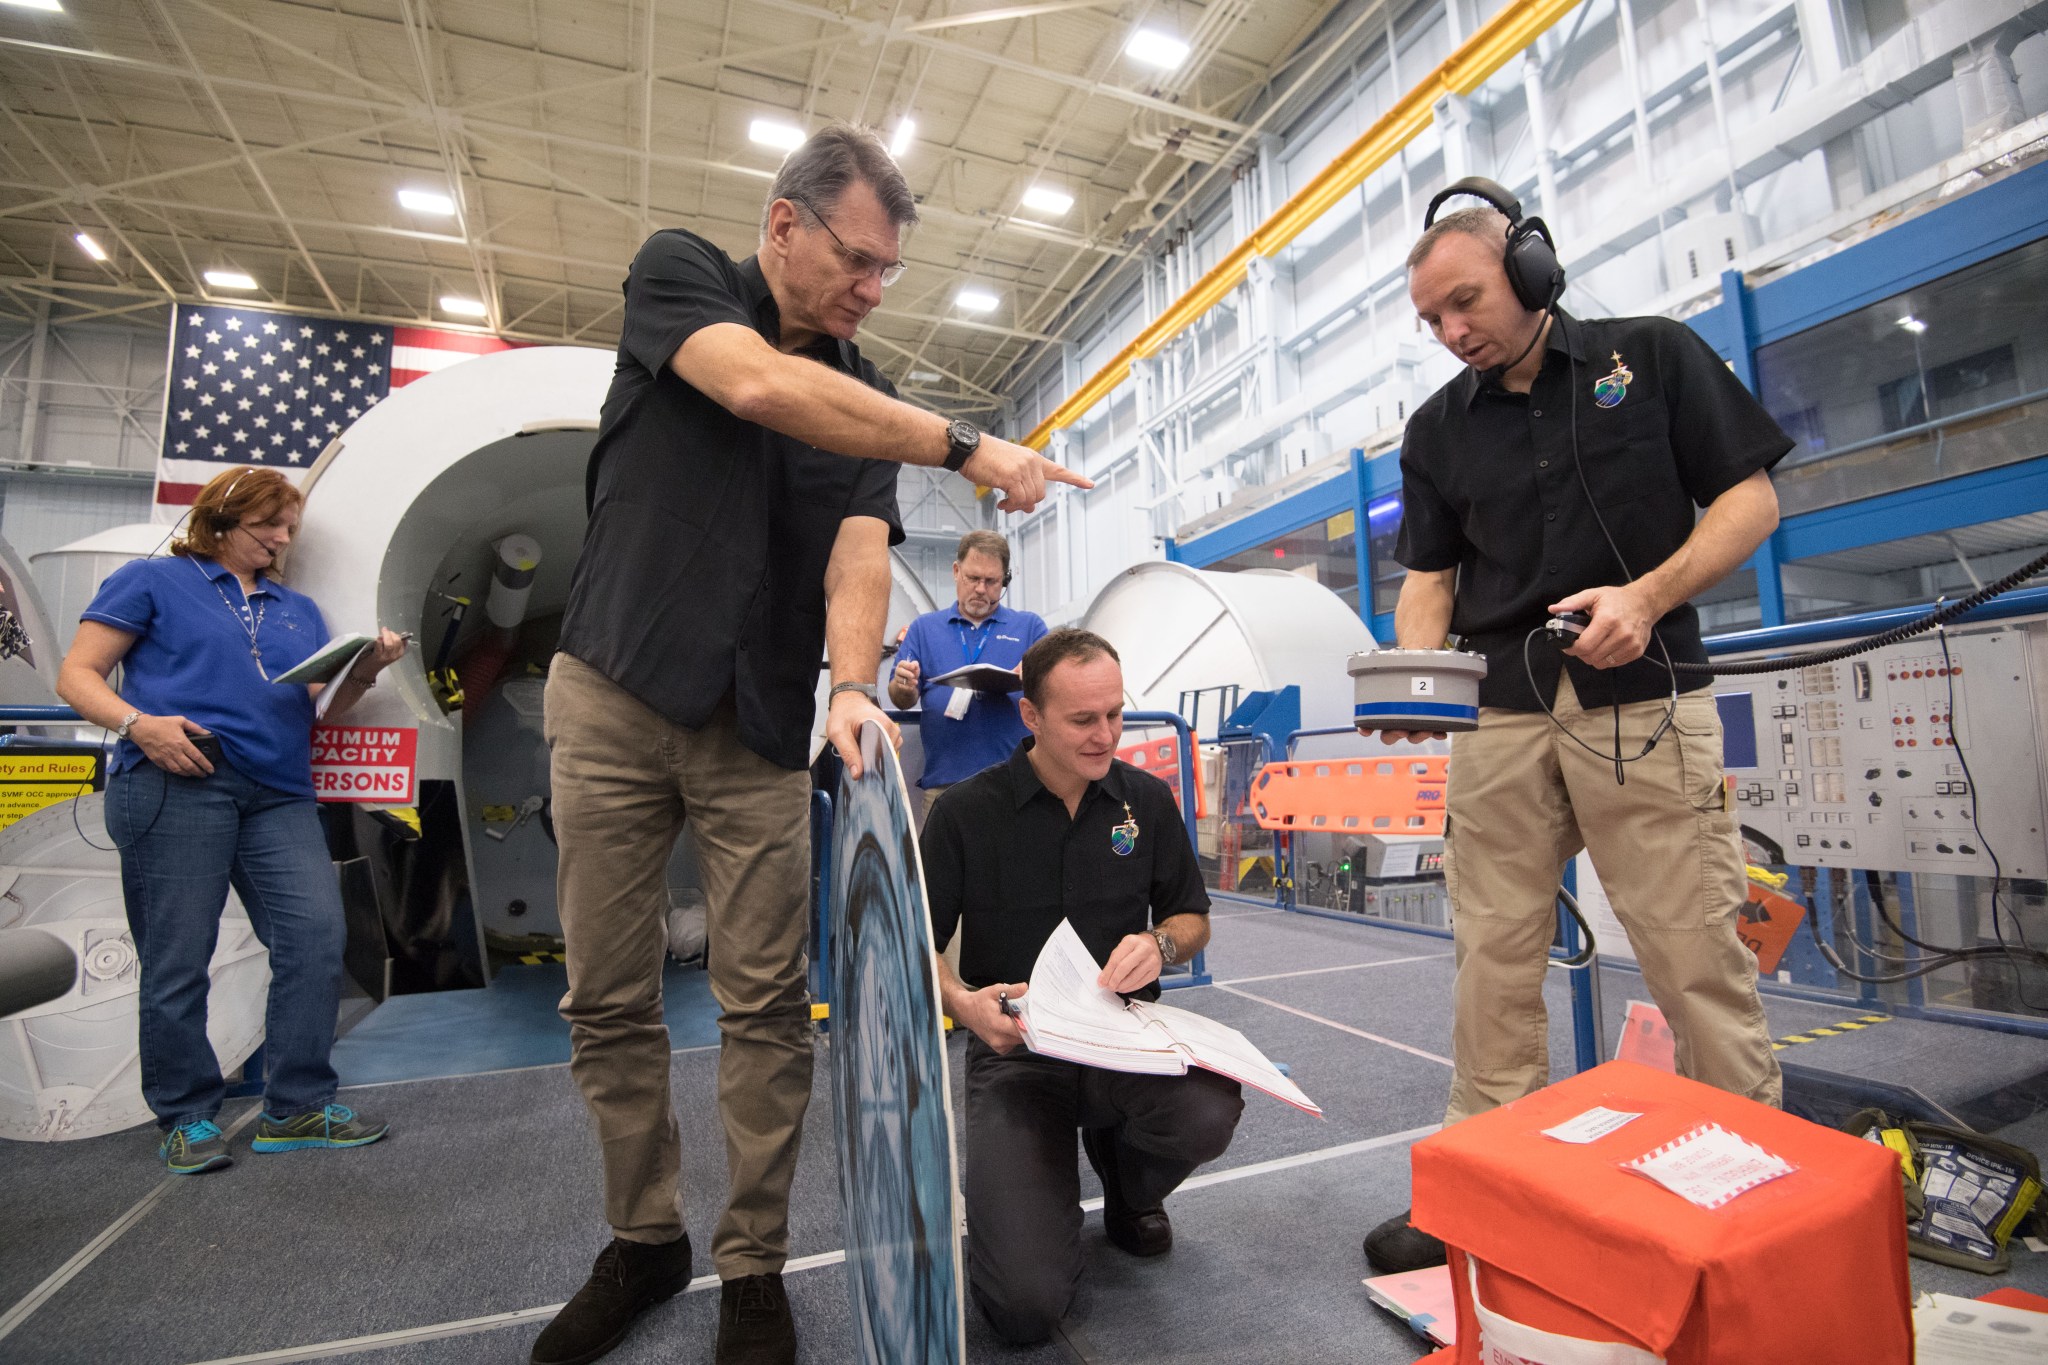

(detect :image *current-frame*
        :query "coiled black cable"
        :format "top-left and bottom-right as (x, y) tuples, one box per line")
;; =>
(1670, 547), (2048, 676)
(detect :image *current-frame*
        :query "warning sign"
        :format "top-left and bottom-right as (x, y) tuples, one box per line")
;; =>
(0, 749), (102, 830)
(311, 725), (417, 804)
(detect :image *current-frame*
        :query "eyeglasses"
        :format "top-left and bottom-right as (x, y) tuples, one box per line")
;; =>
(789, 194), (907, 287)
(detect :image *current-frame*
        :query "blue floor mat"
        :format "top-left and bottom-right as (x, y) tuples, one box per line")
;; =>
(331, 960), (722, 1086)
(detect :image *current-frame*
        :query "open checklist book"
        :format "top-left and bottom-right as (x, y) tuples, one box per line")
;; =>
(1015, 920), (1323, 1118)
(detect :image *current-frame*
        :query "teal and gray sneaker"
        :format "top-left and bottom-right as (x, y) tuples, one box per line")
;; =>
(159, 1119), (233, 1175)
(250, 1104), (389, 1153)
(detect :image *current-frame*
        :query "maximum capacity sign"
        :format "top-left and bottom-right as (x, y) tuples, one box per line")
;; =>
(311, 724), (417, 803)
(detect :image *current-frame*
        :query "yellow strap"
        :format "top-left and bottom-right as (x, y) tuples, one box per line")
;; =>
(1991, 1176), (2042, 1244)
(1746, 865), (1789, 890)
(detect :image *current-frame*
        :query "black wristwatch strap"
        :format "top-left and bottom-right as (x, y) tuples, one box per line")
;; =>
(942, 420), (980, 473)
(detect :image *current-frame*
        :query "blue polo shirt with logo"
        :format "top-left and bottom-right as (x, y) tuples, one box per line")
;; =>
(897, 601), (1046, 788)
(82, 554), (330, 797)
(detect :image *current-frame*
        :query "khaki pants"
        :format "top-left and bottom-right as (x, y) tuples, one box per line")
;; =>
(1442, 671), (1781, 1124)
(545, 652), (814, 1276)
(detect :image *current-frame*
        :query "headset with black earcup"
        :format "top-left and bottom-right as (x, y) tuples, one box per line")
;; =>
(1422, 176), (1565, 314)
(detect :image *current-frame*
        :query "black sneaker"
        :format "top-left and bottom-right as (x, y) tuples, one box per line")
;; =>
(158, 1119), (233, 1175)
(1082, 1126), (1172, 1257)
(1363, 1208), (1446, 1274)
(717, 1273), (797, 1365)
(531, 1234), (692, 1365)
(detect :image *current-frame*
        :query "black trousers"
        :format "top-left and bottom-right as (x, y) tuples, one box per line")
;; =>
(963, 1036), (1244, 1344)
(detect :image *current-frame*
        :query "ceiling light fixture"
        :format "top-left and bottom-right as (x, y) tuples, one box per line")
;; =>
(73, 232), (107, 262)
(908, 369), (942, 383)
(1020, 185), (1074, 216)
(1896, 315), (1927, 334)
(439, 295), (489, 317)
(203, 269), (257, 290)
(955, 287), (1000, 314)
(1125, 28), (1190, 70)
(889, 117), (916, 159)
(1, 1), (66, 13)
(398, 187), (456, 216)
(749, 119), (807, 153)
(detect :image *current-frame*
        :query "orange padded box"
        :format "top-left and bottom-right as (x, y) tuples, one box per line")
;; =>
(1411, 1061), (1913, 1364)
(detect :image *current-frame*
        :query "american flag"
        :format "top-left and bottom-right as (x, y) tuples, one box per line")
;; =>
(153, 303), (517, 508)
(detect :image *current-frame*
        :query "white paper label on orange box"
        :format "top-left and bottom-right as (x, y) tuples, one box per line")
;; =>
(1623, 1121), (1794, 1210)
(1543, 1107), (1642, 1144)
(311, 725), (417, 804)
(1470, 1259), (1666, 1365)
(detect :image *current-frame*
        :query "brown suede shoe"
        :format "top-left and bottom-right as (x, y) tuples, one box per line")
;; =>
(530, 1234), (691, 1365)
(717, 1273), (797, 1365)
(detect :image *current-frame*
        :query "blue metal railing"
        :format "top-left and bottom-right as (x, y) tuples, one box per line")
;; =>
(1704, 584), (2048, 654)
(0, 705), (87, 724)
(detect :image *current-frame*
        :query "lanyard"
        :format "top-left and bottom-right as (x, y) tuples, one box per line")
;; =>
(954, 616), (994, 666)
(198, 558), (270, 680)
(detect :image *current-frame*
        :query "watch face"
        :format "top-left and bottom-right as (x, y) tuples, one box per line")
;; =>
(947, 420), (979, 448)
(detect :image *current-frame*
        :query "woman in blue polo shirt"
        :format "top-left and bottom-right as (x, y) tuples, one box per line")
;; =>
(56, 466), (407, 1174)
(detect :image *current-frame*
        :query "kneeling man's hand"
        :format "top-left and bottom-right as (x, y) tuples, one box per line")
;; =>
(959, 981), (1030, 1054)
(1098, 932), (1163, 995)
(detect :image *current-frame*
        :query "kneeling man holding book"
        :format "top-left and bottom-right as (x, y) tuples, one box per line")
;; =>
(921, 628), (1253, 1345)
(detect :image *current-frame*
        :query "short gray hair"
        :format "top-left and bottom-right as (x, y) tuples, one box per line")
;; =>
(762, 124), (919, 237)
(954, 529), (1009, 574)
(1406, 205), (1510, 272)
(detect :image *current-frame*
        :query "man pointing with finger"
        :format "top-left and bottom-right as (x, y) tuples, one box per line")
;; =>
(536, 124), (1089, 1365)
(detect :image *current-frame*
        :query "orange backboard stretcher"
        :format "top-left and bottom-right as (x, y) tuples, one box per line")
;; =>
(1247, 757), (1448, 835)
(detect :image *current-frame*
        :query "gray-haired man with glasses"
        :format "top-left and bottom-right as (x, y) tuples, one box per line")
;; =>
(534, 123), (1091, 1365)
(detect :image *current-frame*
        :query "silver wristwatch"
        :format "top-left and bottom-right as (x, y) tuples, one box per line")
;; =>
(1150, 927), (1179, 966)
(829, 682), (877, 703)
(115, 710), (141, 740)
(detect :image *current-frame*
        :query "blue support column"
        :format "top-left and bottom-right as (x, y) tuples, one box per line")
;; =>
(1561, 859), (1601, 1074)
(1350, 447), (1372, 623)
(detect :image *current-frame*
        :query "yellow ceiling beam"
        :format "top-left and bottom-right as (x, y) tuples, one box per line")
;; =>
(1021, 0), (1584, 452)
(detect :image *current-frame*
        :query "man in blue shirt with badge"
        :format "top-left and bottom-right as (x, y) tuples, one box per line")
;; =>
(889, 530), (1047, 813)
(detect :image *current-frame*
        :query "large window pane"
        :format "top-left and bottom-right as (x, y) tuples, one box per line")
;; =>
(1754, 237), (2048, 516)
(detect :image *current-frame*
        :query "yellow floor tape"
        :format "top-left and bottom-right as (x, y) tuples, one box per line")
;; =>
(1770, 1013), (1890, 1050)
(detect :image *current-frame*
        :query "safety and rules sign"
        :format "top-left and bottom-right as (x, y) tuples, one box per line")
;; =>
(311, 725), (417, 803)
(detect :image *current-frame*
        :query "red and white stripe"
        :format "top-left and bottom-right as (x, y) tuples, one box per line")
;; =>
(390, 325), (520, 388)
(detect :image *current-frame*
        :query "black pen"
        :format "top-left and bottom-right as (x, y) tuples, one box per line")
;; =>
(998, 990), (1019, 1017)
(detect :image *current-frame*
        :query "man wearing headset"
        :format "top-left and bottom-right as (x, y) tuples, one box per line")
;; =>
(1362, 179), (1790, 1275)
(889, 530), (1047, 815)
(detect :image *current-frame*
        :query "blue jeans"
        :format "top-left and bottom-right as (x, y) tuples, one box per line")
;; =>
(108, 759), (347, 1130)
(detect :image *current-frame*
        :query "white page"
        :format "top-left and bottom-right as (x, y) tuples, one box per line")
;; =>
(1913, 1293), (2048, 1363)
(1135, 1000), (1321, 1116)
(1016, 921), (1185, 1072)
(1624, 1122), (1793, 1210)
(1544, 1107), (1643, 1144)
(311, 640), (377, 722)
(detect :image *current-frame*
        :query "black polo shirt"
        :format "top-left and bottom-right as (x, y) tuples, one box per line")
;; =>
(1394, 309), (1791, 711)
(921, 739), (1209, 1004)
(557, 228), (904, 769)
